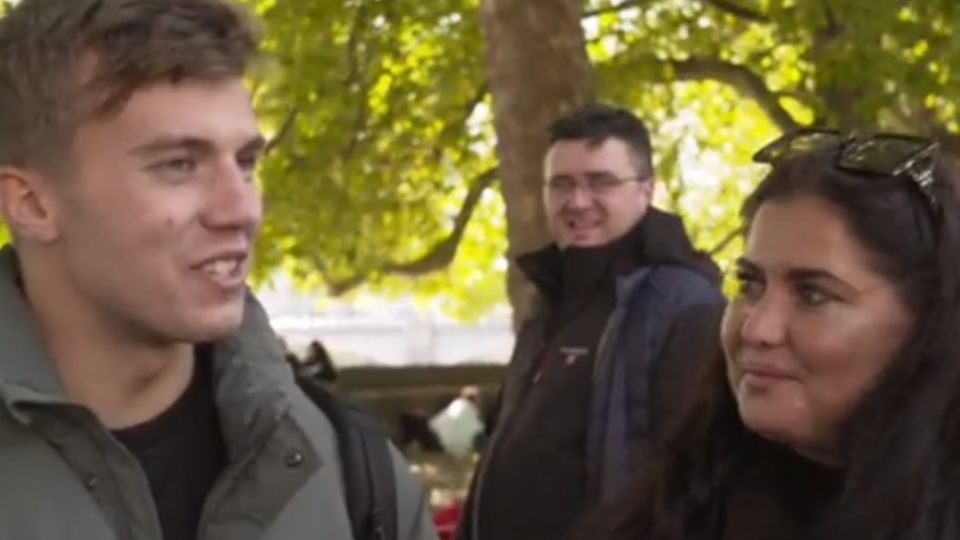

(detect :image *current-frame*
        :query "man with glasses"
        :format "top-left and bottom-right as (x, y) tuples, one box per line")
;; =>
(457, 104), (725, 540)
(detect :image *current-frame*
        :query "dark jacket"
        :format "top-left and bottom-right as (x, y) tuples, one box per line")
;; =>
(457, 209), (725, 540)
(0, 246), (437, 540)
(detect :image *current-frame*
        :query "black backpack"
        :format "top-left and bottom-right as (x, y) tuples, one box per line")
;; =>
(294, 375), (399, 540)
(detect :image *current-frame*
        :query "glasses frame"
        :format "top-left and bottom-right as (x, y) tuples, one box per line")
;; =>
(752, 128), (941, 214)
(543, 173), (648, 199)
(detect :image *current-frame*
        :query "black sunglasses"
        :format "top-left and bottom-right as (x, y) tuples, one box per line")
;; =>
(752, 128), (941, 214)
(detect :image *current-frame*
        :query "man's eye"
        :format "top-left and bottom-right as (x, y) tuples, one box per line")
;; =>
(156, 158), (196, 174)
(237, 154), (259, 177)
(547, 179), (575, 192)
(589, 175), (621, 190)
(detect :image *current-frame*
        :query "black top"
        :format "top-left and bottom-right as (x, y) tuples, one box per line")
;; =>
(708, 445), (844, 540)
(567, 442), (845, 540)
(112, 351), (227, 540)
(477, 238), (625, 540)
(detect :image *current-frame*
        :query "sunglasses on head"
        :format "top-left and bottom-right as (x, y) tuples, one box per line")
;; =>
(752, 128), (941, 215)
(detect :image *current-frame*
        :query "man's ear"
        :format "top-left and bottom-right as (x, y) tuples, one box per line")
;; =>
(0, 166), (60, 243)
(639, 176), (655, 199)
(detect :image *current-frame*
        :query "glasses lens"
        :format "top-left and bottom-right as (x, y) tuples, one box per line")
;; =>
(754, 129), (844, 163)
(839, 137), (933, 176)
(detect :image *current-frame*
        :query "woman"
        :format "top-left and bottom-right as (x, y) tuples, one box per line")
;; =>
(572, 129), (960, 540)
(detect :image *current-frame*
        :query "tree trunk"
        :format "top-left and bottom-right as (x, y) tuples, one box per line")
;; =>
(479, 0), (594, 325)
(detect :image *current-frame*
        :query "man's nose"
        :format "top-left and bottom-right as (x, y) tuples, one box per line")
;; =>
(202, 159), (262, 232)
(565, 184), (593, 208)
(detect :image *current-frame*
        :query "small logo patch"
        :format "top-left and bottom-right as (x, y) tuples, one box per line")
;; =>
(559, 346), (589, 366)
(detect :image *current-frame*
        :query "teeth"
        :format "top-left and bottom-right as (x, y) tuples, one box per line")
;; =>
(202, 259), (239, 279)
(568, 221), (598, 230)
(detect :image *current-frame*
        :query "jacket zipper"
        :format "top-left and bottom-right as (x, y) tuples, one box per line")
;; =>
(471, 273), (646, 537)
(469, 309), (627, 539)
(196, 408), (285, 540)
(468, 336), (545, 540)
(91, 429), (147, 540)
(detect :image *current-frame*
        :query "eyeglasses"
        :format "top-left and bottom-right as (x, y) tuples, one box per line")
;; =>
(544, 173), (646, 198)
(752, 128), (941, 214)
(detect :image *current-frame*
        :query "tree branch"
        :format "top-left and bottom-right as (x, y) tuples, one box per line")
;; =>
(702, 0), (770, 23)
(583, 0), (769, 22)
(326, 273), (366, 297)
(896, 103), (960, 160)
(263, 107), (299, 157)
(464, 81), (490, 118)
(327, 167), (500, 295)
(708, 226), (744, 256)
(341, 4), (372, 162)
(582, 0), (652, 18)
(671, 56), (801, 132)
(431, 81), (490, 161)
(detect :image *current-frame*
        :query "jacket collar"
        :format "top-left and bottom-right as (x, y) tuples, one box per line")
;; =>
(0, 245), (70, 416)
(517, 207), (720, 299)
(0, 244), (296, 460)
(211, 290), (298, 461)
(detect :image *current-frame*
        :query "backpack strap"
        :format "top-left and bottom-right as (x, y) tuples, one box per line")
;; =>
(295, 376), (399, 540)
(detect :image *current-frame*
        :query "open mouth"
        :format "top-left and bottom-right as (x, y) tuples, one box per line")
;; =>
(201, 258), (241, 279)
(565, 218), (602, 231)
(195, 255), (247, 290)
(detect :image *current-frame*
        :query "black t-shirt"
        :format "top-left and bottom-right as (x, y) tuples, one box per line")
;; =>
(112, 352), (227, 540)
(713, 445), (843, 540)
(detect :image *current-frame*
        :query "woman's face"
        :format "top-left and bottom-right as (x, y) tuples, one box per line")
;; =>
(722, 195), (914, 463)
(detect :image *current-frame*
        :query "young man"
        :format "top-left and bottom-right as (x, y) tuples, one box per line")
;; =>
(0, 1), (435, 539)
(457, 104), (725, 540)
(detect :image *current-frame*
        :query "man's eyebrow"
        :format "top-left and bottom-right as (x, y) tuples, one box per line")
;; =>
(547, 170), (615, 181)
(238, 135), (266, 154)
(583, 170), (617, 177)
(127, 136), (214, 157)
(127, 134), (266, 157)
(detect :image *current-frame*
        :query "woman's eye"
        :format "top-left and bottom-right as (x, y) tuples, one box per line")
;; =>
(797, 283), (831, 306)
(733, 270), (763, 299)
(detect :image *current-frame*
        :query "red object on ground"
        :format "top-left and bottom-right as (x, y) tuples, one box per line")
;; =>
(433, 498), (464, 540)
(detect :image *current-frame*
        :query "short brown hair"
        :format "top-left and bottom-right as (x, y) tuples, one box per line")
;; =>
(0, 0), (260, 167)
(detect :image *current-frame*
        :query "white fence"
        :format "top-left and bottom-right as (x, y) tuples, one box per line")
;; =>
(256, 276), (514, 366)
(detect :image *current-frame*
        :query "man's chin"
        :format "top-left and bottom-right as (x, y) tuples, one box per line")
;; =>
(178, 305), (246, 343)
(561, 232), (606, 248)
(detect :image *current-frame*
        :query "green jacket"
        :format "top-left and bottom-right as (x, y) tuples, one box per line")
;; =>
(0, 246), (437, 540)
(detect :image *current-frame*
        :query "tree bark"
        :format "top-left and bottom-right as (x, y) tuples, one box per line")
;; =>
(479, 0), (595, 325)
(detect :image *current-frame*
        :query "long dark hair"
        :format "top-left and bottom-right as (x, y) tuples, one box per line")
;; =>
(574, 146), (960, 540)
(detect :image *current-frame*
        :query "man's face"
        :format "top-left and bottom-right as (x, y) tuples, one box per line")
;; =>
(45, 78), (263, 344)
(542, 137), (653, 249)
